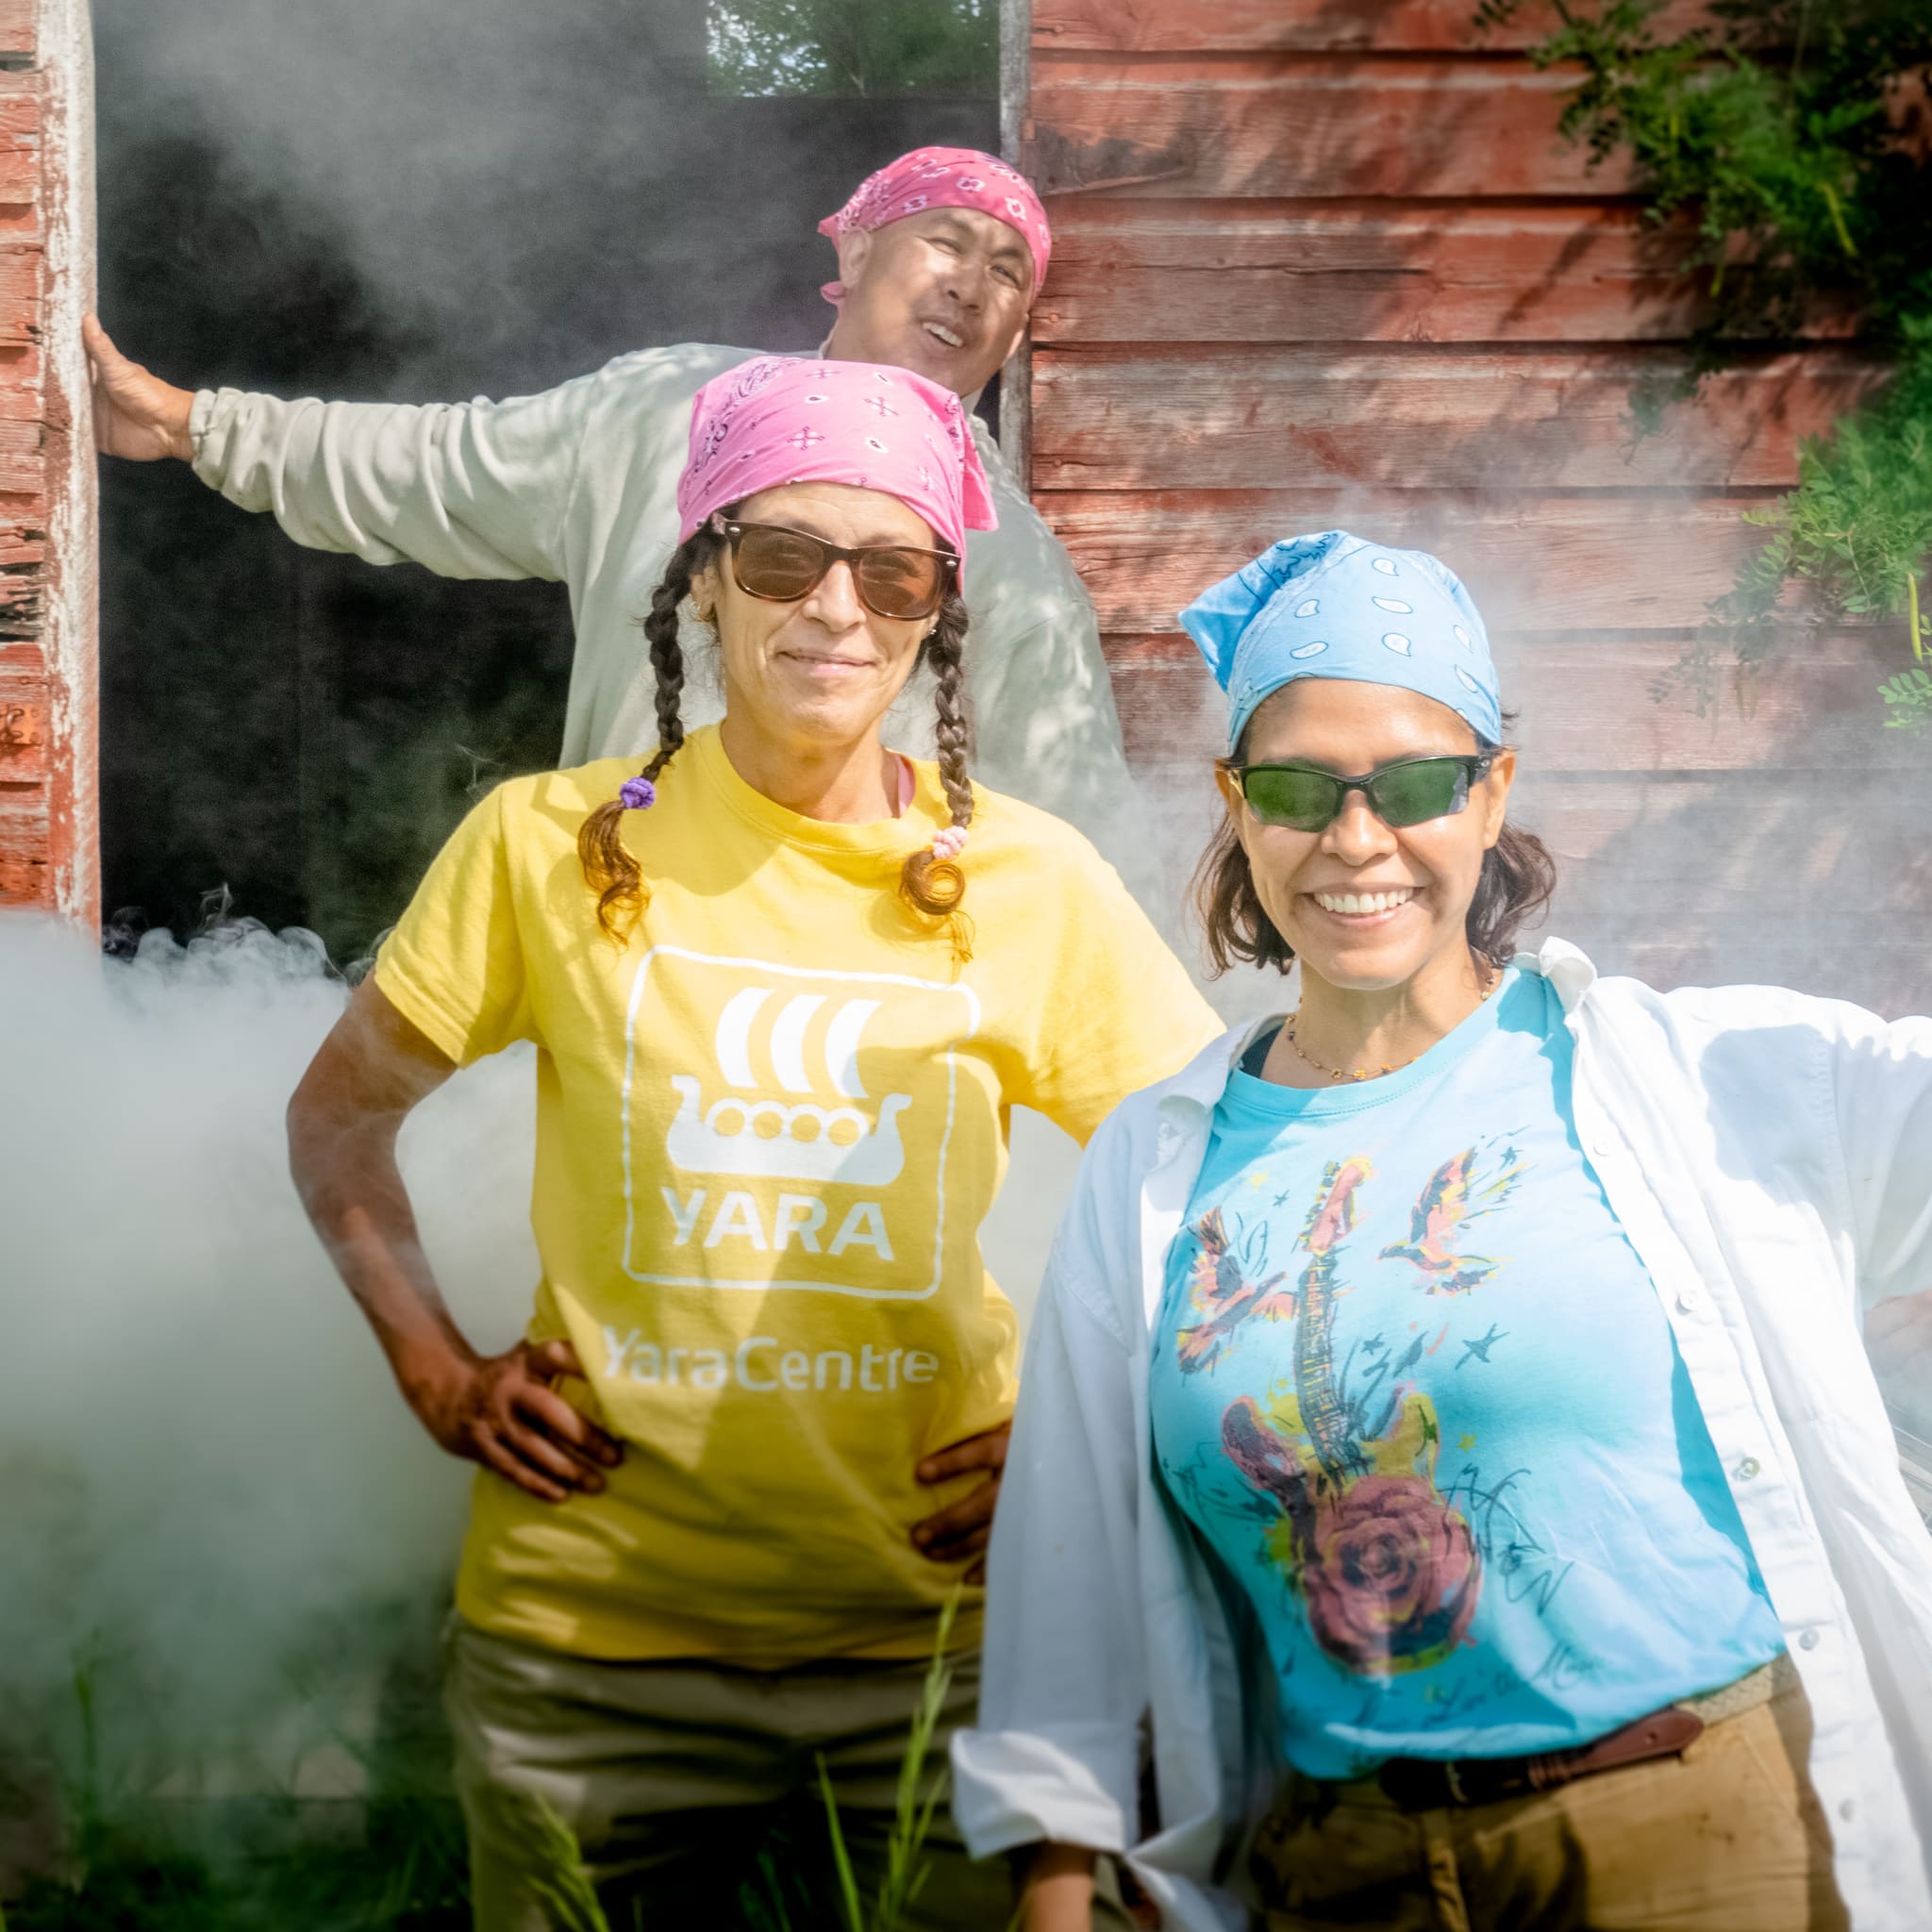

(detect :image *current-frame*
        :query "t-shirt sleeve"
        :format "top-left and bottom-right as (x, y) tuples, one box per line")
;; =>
(373, 784), (537, 1065)
(1009, 848), (1224, 1144)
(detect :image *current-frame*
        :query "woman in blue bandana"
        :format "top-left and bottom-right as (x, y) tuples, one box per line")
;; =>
(952, 532), (1932, 1932)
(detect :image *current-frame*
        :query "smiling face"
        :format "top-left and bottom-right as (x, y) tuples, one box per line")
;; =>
(1221, 678), (1516, 994)
(826, 208), (1033, 397)
(691, 480), (940, 759)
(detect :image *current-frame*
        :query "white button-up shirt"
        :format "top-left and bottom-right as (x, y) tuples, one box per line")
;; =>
(954, 941), (1932, 1931)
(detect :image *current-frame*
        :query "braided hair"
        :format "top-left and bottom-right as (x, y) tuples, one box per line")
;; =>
(577, 525), (978, 943)
(577, 524), (718, 940)
(897, 586), (974, 924)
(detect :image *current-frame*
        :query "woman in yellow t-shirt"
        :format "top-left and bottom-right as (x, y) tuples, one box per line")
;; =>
(287, 355), (1219, 1931)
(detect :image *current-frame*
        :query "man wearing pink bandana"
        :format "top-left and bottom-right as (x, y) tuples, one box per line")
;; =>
(83, 146), (1142, 879)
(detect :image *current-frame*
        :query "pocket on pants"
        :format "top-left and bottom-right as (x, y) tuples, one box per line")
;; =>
(1247, 1788), (1437, 1930)
(1730, 1692), (1839, 1868)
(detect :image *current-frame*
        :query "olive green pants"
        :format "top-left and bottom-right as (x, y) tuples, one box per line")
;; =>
(1247, 1670), (1848, 1931)
(445, 1616), (1082, 1932)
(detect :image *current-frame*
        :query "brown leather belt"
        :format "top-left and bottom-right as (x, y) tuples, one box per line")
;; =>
(1375, 1705), (1705, 1810)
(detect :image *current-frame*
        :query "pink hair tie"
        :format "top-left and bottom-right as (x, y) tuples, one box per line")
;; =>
(929, 825), (969, 864)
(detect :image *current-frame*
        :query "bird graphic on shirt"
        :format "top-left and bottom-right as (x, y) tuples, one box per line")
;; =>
(1176, 1208), (1298, 1373)
(1379, 1141), (1526, 1295)
(1457, 1323), (1508, 1370)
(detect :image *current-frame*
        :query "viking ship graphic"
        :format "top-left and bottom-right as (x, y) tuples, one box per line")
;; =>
(664, 985), (912, 1185)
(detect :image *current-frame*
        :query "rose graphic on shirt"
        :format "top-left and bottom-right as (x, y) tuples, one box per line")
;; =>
(1306, 1470), (1480, 1674)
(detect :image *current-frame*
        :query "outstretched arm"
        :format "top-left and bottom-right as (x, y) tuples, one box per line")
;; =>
(87, 314), (595, 582)
(289, 976), (623, 1502)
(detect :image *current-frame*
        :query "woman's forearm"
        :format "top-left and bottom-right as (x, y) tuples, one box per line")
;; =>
(286, 978), (472, 1401)
(287, 979), (622, 1503)
(289, 1098), (474, 1398)
(1013, 1843), (1099, 1931)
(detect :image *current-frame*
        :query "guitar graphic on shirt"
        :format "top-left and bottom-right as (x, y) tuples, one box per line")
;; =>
(1217, 1155), (1484, 1677)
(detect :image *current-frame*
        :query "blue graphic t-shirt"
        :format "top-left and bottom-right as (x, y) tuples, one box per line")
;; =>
(1149, 968), (1784, 1779)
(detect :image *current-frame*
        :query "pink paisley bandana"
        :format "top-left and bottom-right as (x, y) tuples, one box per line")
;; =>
(817, 145), (1052, 304)
(675, 357), (998, 571)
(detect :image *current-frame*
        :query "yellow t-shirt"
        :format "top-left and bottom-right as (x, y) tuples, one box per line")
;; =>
(375, 724), (1220, 1664)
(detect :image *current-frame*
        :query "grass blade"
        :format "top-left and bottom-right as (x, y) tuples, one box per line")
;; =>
(815, 1751), (866, 1932)
(521, 1798), (613, 1932)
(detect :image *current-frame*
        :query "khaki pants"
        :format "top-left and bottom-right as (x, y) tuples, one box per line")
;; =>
(444, 1616), (1022, 1932)
(1248, 1671), (1848, 1931)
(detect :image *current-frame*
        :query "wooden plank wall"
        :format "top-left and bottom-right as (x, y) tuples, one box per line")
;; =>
(0, 0), (92, 925)
(0, 0), (50, 908)
(1022, 0), (1923, 1014)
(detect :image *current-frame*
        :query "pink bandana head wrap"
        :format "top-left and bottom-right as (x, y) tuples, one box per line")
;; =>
(675, 356), (998, 573)
(817, 146), (1052, 305)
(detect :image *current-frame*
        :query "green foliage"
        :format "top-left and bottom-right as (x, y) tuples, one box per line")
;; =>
(708, 0), (997, 98)
(1880, 666), (1932, 728)
(1710, 320), (1932, 661)
(516, 1802), (617, 1932)
(1477, 0), (1932, 709)
(2, 1594), (976, 1932)
(1481, 1), (1932, 360)
(815, 1590), (960, 1932)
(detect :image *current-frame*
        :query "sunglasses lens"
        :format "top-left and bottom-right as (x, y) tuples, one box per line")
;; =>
(857, 548), (948, 620)
(733, 526), (827, 601)
(1368, 759), (1469, 827)
(1241, 767), (1343, 830)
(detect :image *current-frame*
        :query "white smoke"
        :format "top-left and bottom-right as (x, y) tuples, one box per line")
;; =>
(0, 912), (537, 1786)
(94, 0), (719, 376)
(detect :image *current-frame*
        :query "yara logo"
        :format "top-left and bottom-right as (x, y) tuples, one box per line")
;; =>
(666, 985), (910, 1186)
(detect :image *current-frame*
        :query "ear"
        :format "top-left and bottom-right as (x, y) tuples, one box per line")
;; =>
(1477, 746), (1517, 849)
(835, 226), (874, 293)
(690, 556), (723, 625)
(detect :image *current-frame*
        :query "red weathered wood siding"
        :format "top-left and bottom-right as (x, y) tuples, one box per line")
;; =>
(0, 0), (93, 926)
(1023, 0), (1922, 1010)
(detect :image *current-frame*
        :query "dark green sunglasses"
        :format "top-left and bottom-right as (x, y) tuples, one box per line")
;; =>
(1228, 753), (1494, 832)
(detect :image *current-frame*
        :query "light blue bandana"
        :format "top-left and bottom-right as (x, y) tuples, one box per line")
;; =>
(1179, 530), (1504, 754)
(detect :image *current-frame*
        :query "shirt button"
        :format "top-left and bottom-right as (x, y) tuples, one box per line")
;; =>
(1840, 1799), (1857, 1824)
(1799, 1628), (1822, 1651)
(1675, 1290), (1699, 1314)
(1733, 1457), (1761, 1481)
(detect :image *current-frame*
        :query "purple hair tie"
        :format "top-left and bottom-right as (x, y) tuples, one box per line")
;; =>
(619, 776), (657, 811)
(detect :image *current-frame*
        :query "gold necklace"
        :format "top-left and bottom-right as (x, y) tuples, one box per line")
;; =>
(1282, 972), (1499, 1085)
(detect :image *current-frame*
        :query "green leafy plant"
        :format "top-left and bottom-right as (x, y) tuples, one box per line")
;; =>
(1710, 319), (1932, 672)
(816, 1591), (961, 1932)
(1476, 0), (1932, 705)
(708, 0), (996, 98)
(1880, 666), (1932, 728)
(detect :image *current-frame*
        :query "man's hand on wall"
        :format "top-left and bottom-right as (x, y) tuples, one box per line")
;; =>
(84, 315), (196, 462)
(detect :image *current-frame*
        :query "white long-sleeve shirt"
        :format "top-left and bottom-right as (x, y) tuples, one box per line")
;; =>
(955, 940), (1932, 1932)
(187, 345), (1142, 874)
